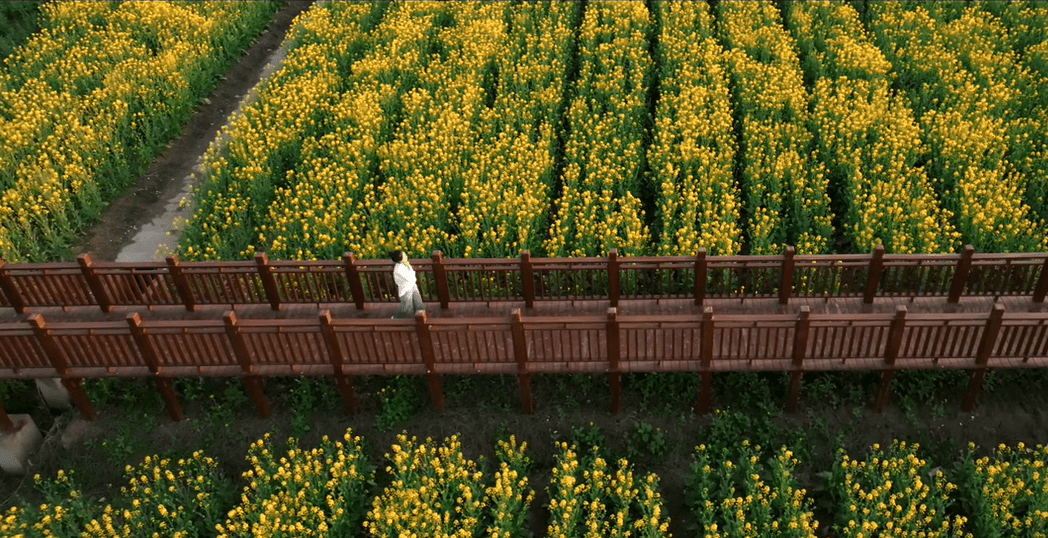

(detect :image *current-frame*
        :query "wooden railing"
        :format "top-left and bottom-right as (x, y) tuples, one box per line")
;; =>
(3, 304), (1047, 430)
(2, 246), (1047, 313)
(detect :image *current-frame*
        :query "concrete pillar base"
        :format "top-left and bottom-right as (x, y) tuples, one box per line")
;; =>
(36, 378), (72, 409)
(0, 415), (43, 475)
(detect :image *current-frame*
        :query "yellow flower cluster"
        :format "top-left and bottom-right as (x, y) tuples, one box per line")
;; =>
(957, 442), (1048, 538)
(183, 2), (378, 261)
(363, 3), (508, 258)
(544, 2), (652, 257)
(230, 2), (571, 261)
(486, 436), (536, 538)
(0, 1), (277, 262)
(364, 433), (534, 538)
(688, 442), (818, 538)
(216, 430), (373, 538)
(0, 469), (94, 538)
(251, 1), (410, 261)
(791, 1), (959, 254)
(546, 442), (670, 538)
(452, 2), (576, 258)
(648, 2), (741, 256)
(716, 2), (833, 255)
(998, 4), (1048, 226)
(868, 3), (1045, 252)
(830, 441), (969, 538)
(83, 451), (228, 538)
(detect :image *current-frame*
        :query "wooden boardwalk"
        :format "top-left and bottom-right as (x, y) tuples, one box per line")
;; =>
(2, 248), (1048, 429)
(3, 290), (1044, 324)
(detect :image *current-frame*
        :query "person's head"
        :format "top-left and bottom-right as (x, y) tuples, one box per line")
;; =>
(389, 250), (404, 264)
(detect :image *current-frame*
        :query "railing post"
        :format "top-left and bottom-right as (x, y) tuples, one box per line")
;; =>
(607, 307), (621, 414)
(254, 252), (282, 311)
(779, 246), (795, 305)
(78, 254), (113, 313)
(29, 315), (95, 421)
(320, 310), (356, 414)
(608, 249), (620, 307)
(696, 306), (714, 414)
(342, 253), (366, 310)
(511, 309), (533, 414)
(1033, 254), (1048, 303)
(962, 304), (1005, 412)
(864, 245), (885, 304)
(948, 245), (975, 304)
(521, 251), (536, 309)
(0, 259), (27, 313)
(166, 256), (196, 311)
(694, 248), (707, 306)
(431, 251), (450, 309)
(127, 313), (183, 421)
(223, 311), (270, 418)
(787, 307), (810, 412)
(873, 306), (907, 412)
(416, 311), (444, 411)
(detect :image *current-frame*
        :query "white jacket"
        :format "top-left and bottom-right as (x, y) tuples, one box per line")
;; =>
(393, 261), (419, 298)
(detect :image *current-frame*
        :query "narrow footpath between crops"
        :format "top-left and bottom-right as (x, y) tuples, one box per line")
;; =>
(70, 1), (315, 263)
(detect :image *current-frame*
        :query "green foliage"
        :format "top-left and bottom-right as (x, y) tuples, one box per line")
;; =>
(629, 372), (697, 415)
(625, 421), (667, 461)
(0, 380), (36, 414)
(285, 377), (319, 439)
(569, 421), (606, 463)
(375, 376), (419, 432)
(0, 2), (42, 62)
(93, 409), (157, 468)
(892, 370), (969, 406)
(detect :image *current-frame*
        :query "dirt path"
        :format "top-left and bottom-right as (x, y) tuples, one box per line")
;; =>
(71, 1), (314, 262)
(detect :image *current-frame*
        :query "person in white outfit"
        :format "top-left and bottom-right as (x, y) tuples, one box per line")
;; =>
(390, 250), (424, 318)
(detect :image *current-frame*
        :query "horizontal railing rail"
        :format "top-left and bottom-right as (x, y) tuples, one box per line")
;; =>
(3, 303), (1046, 429)
(1, 246), (1047, 314)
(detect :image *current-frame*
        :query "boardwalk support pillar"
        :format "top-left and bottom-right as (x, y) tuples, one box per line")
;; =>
(962, 304), (1005, 412)
(511, 309), (533, 414)
(127, 313), (184, 422)
(607, 308), (621, 414)
(224, 311), (270, 418)
(416, 311), (444, 411)
(786, 307), (810, 412)
(696, 307), (714, 414)
(320, 310), (357, 414)
(873, 306), (907, 412)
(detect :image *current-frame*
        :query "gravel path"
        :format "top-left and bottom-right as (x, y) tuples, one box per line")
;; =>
(72, 1), (314, 262)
